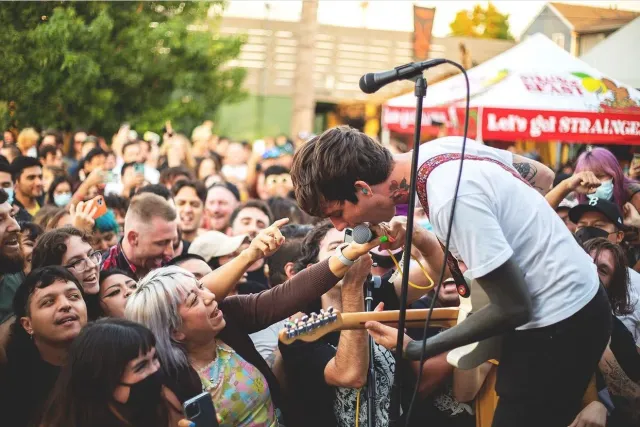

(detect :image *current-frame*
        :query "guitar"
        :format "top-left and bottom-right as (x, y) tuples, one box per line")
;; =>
(278, 307), (459, 345)
(446, 279), (502, 370)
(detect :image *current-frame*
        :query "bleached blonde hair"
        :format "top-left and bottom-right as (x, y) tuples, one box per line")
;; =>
(125, 265), (196, 374)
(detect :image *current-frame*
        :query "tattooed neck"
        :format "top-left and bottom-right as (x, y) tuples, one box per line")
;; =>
(389, 177), (410, 204)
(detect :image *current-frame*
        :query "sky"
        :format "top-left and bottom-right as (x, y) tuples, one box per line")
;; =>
(223, 0), (640, 39)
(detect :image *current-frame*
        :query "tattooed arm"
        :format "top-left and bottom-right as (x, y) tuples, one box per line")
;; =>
(599, 345), (640, 422)
(512, 154), (555, 195)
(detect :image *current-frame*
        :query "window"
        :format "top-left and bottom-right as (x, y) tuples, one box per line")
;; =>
(552, 33), (565, 50)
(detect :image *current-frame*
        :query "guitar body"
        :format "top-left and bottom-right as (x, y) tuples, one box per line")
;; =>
(447, 280), (502, 370)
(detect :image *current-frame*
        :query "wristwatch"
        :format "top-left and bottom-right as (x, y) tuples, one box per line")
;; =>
(335, 244), (355, 266)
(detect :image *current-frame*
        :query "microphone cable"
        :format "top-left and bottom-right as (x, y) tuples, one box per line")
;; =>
(404, 60), (471, 426)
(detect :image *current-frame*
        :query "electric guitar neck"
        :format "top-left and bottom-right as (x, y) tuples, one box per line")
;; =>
(278, 307), (460, 345)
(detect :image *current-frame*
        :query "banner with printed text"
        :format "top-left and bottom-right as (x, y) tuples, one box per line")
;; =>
(482, 108), (640, 144)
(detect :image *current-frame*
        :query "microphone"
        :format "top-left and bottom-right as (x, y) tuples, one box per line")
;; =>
(359, 58), (447, 94)
(351, 224), (374, 244)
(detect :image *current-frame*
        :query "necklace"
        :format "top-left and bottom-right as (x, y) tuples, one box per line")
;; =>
(195, 342), (235, 392)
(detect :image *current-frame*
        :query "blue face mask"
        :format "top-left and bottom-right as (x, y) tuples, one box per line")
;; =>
(593, 179), (614, 201)
(416, 218), (433, 232)
(4, 187), (14, 205)
(53, 192), (72, 207)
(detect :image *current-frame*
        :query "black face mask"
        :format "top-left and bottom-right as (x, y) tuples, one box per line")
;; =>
(575, 226), (610, 245)
(120, 369), (164, 411)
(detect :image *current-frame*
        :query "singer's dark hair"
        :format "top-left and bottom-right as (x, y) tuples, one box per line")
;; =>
(291, 125), (393, 217)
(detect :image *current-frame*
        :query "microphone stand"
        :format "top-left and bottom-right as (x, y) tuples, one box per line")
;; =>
(388, 75), (427, 427)
(365, 272), (377, 427)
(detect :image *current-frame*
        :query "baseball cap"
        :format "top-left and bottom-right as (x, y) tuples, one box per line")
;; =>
(188, 231), (249, 262)
(568, 196), (624, 228)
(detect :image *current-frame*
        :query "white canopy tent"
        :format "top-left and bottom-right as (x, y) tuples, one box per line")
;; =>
(383, 33), (640, 145)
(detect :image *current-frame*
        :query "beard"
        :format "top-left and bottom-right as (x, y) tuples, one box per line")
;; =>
(0, 249), (24, 274)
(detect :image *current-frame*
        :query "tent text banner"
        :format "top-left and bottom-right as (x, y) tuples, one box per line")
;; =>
(483, 108), (640, 144)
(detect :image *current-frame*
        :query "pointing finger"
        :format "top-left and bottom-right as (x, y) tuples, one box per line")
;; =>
(272, 218), (290, 229)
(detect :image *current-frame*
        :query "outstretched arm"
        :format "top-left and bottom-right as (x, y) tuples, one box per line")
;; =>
(403, 257), (532, 360)
(512, 154), (555, 195)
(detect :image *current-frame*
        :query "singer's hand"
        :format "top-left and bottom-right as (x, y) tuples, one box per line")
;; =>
(371, 216), (407, 251)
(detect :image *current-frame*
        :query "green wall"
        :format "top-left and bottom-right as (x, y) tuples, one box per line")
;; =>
(215, 95), (292, 140)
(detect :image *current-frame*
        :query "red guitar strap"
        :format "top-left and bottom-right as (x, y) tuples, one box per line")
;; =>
(415, 153), (532, 297)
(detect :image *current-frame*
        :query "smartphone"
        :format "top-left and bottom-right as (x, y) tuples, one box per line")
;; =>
(184, 392), (219, 427)
(133, 163), (145, 175)
(86, 195), (107, 219)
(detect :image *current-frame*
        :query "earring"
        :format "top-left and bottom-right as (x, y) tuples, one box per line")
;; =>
(362, 188), (369, 195)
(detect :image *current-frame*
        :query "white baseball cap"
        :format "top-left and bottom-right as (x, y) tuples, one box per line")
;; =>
(188, 231), (249, 262)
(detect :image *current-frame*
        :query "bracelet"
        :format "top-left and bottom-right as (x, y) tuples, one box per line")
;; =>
(335, 245), (356, 266)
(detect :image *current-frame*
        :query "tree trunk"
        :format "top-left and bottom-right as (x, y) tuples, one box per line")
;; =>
(290, 0), (318, 139)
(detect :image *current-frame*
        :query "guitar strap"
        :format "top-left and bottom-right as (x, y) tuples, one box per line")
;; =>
(415, 153), (532, 298)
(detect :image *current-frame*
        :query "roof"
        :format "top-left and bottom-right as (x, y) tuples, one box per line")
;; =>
(581, 17), (640, 88)
(549, 2), (640, 33)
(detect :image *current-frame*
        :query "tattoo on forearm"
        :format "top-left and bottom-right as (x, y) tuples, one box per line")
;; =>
(600, 356), (640, 420)
(513, 162), (537, 184)
(513, 162), (545, 193)
(389, 178), (410, 204)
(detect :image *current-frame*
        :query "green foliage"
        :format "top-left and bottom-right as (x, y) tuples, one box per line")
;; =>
(0, 1), (246, 136)
(449, 2), (514, 40)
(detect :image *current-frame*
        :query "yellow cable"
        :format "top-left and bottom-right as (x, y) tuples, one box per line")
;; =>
(388, 250), (435, 291)
(355, 389), (360, 427)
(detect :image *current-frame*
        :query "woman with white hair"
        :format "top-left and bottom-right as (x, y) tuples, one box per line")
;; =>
(126, 231), (384, 426)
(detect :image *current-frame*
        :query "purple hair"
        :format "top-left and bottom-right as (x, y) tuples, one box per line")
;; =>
(574, 147), (636, 209)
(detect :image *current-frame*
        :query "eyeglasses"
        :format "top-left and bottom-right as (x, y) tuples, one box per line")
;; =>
(64, 251), (102, 273)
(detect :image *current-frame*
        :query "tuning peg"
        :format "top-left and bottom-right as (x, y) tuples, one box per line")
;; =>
(301, 315), (309, 324)
(327, 306), (334, 313)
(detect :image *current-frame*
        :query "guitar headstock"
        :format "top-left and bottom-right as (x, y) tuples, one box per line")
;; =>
(279, 307), (343, 345)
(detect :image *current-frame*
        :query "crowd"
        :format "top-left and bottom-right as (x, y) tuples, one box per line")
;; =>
(0, 123), (638, 427)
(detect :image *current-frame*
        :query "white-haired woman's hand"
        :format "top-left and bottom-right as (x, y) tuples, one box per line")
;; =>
(244, 218), (290, 263)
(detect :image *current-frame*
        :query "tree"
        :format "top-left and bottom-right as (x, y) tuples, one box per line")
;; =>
(449, 2), (514, 40)
(0, 2), (246, 136)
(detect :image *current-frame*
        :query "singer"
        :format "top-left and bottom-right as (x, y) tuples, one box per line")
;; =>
(290, 125), (611, 427)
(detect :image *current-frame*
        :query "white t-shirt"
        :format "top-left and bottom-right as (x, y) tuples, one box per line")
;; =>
(249, 319), (287, 361)
(419, 137), (599, 330)
(620, 268), (640, 346)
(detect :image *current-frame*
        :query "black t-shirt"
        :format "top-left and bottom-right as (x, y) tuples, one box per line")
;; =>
(403, 296), (475, 427)
(0, 352), (61, 427)
(246, 268), (269, 288)
(236, 279), (269, 295)
(279, 331), (396, 427)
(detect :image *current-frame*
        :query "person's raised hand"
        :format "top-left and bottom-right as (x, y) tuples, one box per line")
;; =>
(623, 202), (640, 228)
(244, 218), (290, 263)
(565, 171), (600, 195)
(70, 201), (96, 232)
(342, 254), (373, 289)
(341, 231), (393, 262)
(85, 168), (106, 188)
(568, 401), (607, 427)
